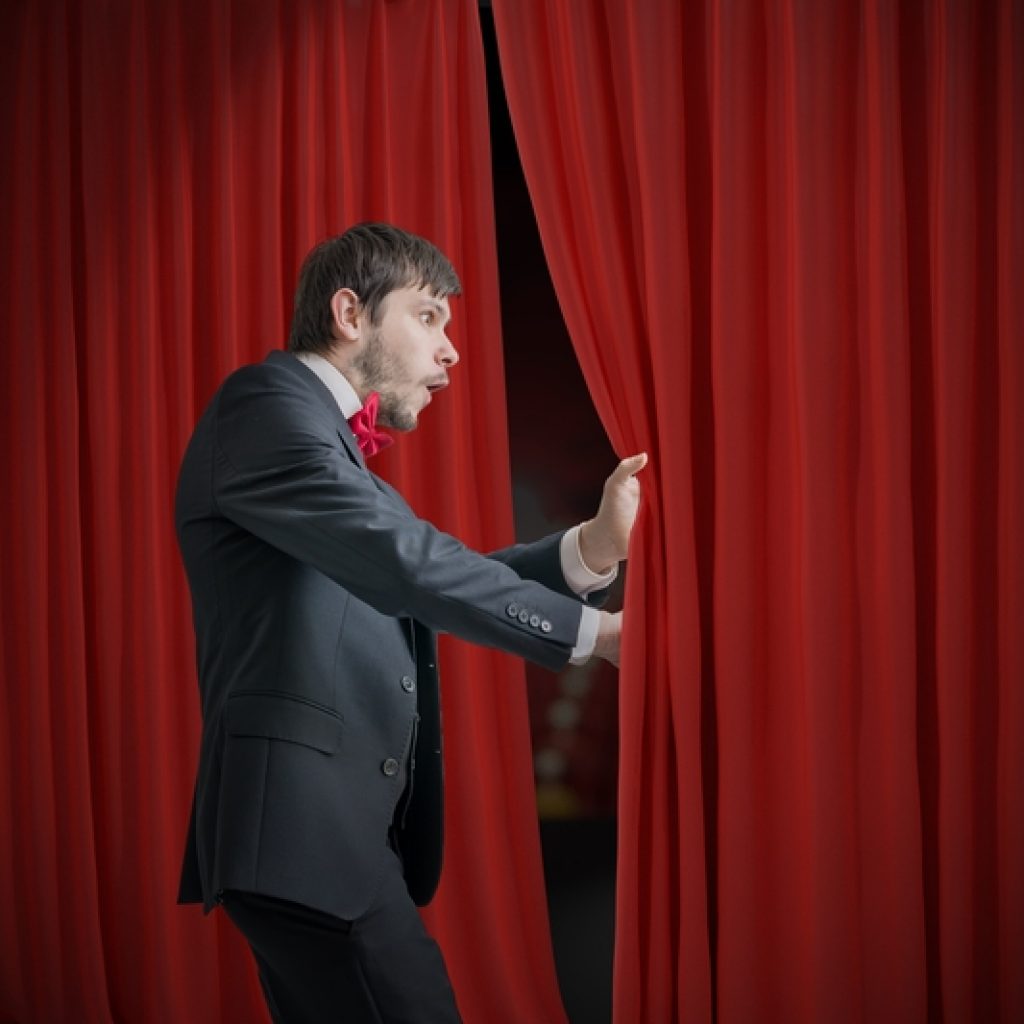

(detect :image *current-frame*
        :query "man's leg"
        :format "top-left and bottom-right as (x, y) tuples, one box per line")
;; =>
(220, 849), (461, 1024)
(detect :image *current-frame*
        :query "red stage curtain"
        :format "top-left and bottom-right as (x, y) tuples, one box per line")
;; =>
(494, 1), (1023, 1022)
(0, 2), (566, 1021)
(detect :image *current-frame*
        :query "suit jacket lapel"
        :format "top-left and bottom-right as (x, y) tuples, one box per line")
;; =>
(337, 419), (368, 471)
(264, 349), (413, 651)
(264, 350), (368, 470)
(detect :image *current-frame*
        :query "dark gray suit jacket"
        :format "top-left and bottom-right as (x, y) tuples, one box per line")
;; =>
(175, 350), (598, 920)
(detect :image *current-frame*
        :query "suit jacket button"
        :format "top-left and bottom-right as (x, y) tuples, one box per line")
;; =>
(529, 614), (541, 628)
(540, 620), (553, 633)
(518, 609), (530, 624)
(400, 675), (416, 692)
(382, 758), (400, 777)
(506, 602), (520, 617)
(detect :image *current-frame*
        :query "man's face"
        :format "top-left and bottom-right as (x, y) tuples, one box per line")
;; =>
(350, 286), (458, 431)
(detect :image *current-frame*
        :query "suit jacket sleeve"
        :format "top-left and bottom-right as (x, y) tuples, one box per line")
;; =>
(208, 363), (584, 670)
(487, 534), (613, 606)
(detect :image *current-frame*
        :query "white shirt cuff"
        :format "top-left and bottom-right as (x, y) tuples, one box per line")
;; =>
(560, 524), (618, 597)
(570, 605), (601, 664)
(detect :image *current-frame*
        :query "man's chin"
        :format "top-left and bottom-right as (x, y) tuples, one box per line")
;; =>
(379, 409), (418, 432)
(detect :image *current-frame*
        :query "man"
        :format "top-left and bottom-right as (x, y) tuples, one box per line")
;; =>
(175, 223), (646, 1022)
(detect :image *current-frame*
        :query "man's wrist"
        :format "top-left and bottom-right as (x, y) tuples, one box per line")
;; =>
(560, 525), (618, 597)
(592, 610), (621, 667)
(578, 519), (619, 576)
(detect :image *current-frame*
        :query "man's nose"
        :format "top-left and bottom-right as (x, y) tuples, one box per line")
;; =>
(438, 334), (459, 367)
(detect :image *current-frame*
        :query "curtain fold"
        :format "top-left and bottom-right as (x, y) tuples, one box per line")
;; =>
(495, 4), (713, 1020)
(493, 1), (1023, 1022)
(0, 2), (566, 1021)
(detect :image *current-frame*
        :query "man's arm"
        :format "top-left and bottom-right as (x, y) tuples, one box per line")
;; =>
(206, 366), (587, 670)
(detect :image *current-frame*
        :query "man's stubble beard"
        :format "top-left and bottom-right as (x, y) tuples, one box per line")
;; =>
(351, 329), (418, 432)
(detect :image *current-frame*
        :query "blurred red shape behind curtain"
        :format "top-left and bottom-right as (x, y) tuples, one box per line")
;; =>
(0, 1), (566, 1021)
(493, 1), (1024, 1022)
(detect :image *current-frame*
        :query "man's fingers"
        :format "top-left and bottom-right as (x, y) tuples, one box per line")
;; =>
(613, 452), (648, 480)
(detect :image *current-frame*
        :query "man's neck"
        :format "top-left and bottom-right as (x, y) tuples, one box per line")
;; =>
(293, 351), (363, 418)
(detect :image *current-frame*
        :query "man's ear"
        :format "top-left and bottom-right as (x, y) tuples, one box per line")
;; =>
(329, 288), (363, 342)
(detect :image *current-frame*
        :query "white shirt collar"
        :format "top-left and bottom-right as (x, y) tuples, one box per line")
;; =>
(294, 351), (363, 419)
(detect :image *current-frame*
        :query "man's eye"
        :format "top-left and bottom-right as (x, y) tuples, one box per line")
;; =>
(420, 312), (434, 326)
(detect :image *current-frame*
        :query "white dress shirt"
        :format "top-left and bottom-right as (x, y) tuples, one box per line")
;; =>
(295, 352), (615, 662)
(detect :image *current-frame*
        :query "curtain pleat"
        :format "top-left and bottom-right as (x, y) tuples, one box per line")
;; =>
(0, 2), (566, 1021)
(996, 7), (1024, 1022)
(494, 1), (1023, 1022)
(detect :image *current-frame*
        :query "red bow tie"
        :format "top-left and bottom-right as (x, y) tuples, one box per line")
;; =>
(347, 392), (394, 459)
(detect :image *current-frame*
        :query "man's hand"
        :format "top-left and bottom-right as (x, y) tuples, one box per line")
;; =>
(593, 610), (622, 667)
(579, 453), (648, 574)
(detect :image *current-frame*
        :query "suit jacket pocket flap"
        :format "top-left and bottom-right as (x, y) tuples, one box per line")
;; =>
(224, 693), (343, 754)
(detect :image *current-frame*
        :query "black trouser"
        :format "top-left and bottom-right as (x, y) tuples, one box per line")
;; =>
(220, 847), (462, 1024)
